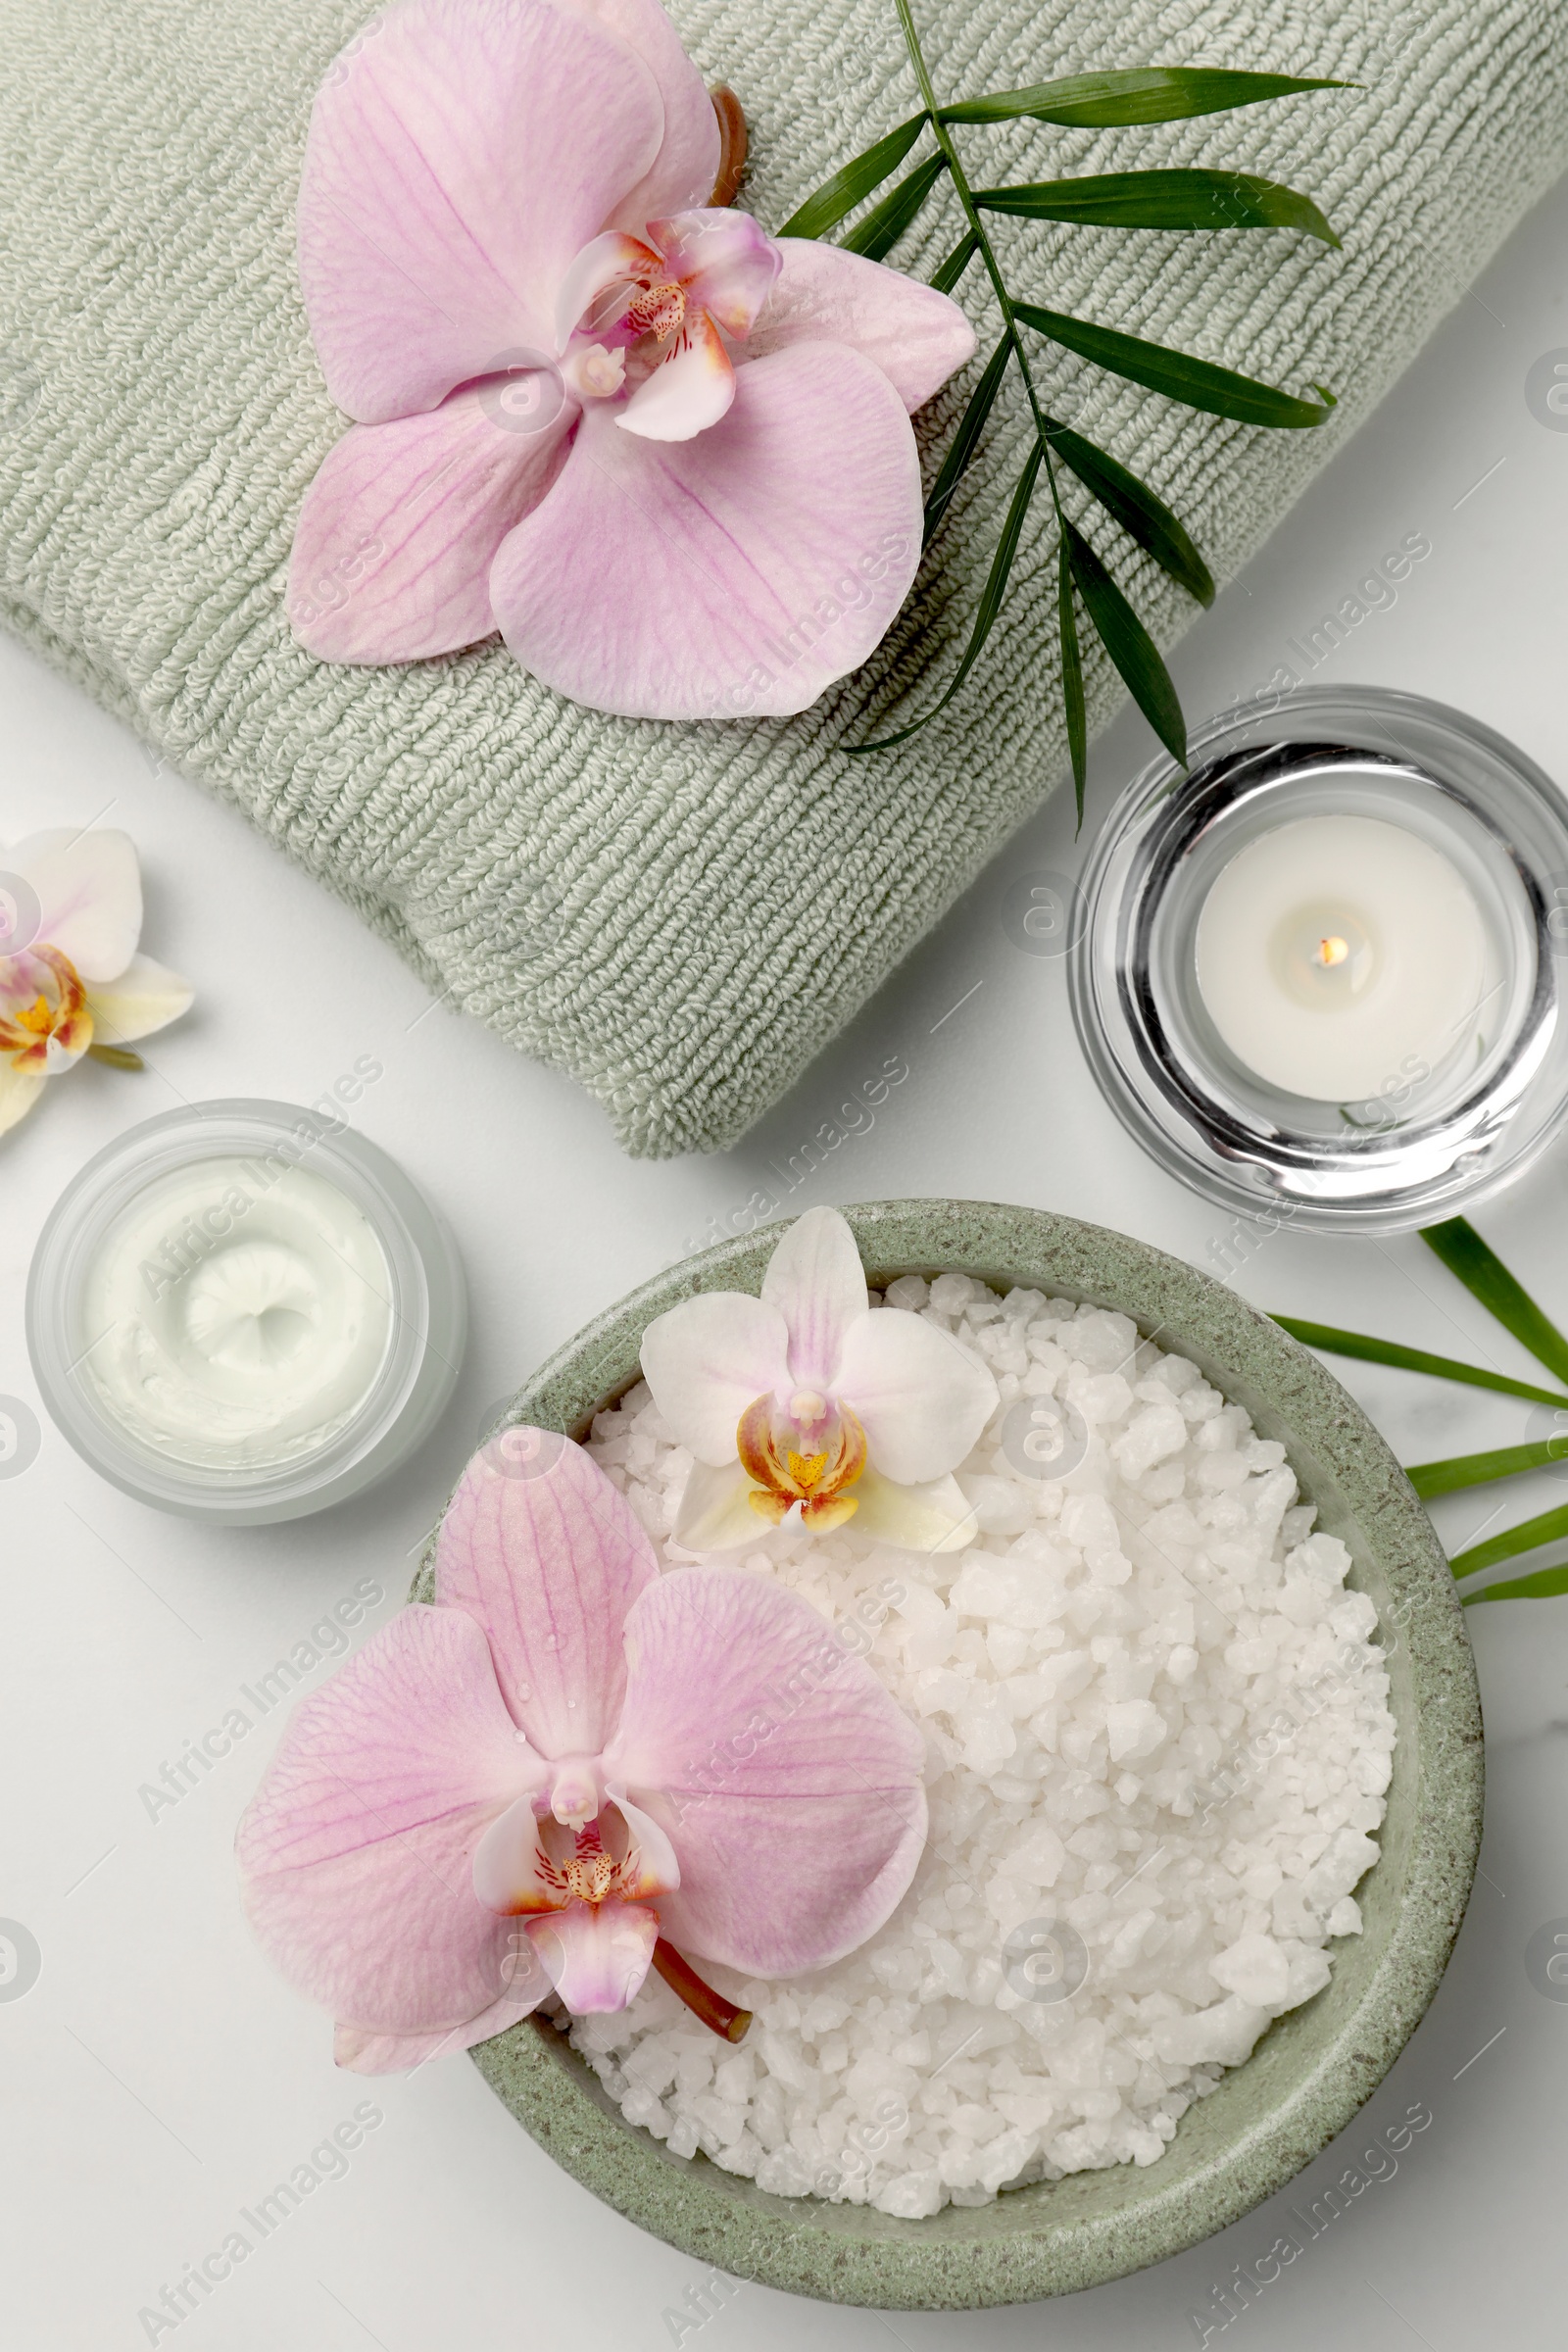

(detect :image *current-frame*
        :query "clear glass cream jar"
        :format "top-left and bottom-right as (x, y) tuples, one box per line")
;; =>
(26, 1100), (466, 1524)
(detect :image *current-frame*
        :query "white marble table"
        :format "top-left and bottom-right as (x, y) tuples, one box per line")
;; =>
(5, 171), (1568, 2352)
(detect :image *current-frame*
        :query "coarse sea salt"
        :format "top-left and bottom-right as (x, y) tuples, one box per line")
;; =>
(565, 1275), (1396, 2217)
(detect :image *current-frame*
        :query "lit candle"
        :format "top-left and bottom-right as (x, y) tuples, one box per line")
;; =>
(1194, 814), (1490, 1101)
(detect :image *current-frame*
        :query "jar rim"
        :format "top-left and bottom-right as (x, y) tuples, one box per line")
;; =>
(25, 1099), (466, 1522)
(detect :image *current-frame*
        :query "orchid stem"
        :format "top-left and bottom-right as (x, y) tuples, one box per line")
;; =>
(85, 1042), (144, 1070)
(652, 1939), (753, 2042)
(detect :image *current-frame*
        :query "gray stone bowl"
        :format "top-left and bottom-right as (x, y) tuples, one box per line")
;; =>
(436, 1200), (1482, 2308)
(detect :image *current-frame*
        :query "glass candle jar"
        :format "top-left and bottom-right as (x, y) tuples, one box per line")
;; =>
(1069, 686), (1568, 1232)
(26, 1100), (466, 1523)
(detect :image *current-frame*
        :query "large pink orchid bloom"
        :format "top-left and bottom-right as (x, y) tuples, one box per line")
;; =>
(237, 1432), (926, 2071)
(286, 0), (977, 718)
(642, 1205), (999, 1554)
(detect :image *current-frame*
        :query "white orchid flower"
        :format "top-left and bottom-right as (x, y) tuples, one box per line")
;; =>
(0, 831), (193, 1136)
(641, 1205), (999, 1553)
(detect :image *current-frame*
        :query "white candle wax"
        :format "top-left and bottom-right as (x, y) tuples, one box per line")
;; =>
(1194, 813), (1489, 1101)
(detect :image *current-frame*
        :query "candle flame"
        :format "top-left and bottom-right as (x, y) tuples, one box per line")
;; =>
(1316, 935), (1350, 968)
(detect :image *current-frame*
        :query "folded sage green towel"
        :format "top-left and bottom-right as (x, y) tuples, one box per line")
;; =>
(3, 0), (1566, 1153)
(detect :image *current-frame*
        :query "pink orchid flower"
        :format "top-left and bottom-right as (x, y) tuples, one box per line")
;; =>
(641, 1205), (999, 1554)
(237, 1430), (926, 2071)
(0, 831), (192, 1137)
(287, 0), (977, 718)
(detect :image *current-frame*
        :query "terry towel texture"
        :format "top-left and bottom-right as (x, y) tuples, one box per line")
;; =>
(3, 0), (1566, 1154)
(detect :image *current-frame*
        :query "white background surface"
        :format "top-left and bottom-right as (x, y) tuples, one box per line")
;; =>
(5, 167), (1568, 2352)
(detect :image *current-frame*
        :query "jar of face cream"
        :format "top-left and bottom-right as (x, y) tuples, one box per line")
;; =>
(26, 1100), (466, 1523)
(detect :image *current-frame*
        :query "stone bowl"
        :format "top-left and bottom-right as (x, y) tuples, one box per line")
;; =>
(438, 1200), (1482, 2308)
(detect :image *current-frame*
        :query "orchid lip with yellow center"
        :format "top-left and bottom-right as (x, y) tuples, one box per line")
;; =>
(539, 1821), (629, 1905)
(533, 1820), (750, 2040)
(737, 1392), (868, 1531)
(625, 281), (686, 342)
(0, 945), (92, 1072)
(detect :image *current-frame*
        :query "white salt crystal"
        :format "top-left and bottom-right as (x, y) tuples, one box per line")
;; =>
(1153, 1995), (1273, 2069)
(1066, 1309), (1140, 1370)
(1061, 1493), (1119, 1552)
(1106, 1699), (1167, 1763)
(1209, 1933), (1291, 2008)
(1113, 1403), (1189, 1476)
(960, 1474), (1032, 1537)
(1284, 1945), (1334, 2004)
(1305, 1826), (1381, 1909)
(572, 1276), (1395, 2217)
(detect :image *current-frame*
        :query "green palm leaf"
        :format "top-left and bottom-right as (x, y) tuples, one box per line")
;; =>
(1064, 522), (1186, 765)
(1046, 421), (1215, 605)
(1280, 1219), (1568, 1606)
(1016, 302), (1336, 427)
(930, 230), (978, 292)
(975, 169), (1339, 245)
(1407, 1439), (1568, 1499)
(1449, 1501), (1568, 1582)
(1465, 1563), (1568, 1605)
(1270, 1316), (1568, 1409)
(1421, 1218), (1568, 1390)
(778, 114), (927, 239)
(808, 13), (1343, 773)
(854, 446), (1044, 752)
(842, 154), (949, 260)
(924, 340), (1010, 543)
(940, 67), (1348, 128)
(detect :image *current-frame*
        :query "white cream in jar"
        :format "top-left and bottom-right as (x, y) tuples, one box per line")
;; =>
(78, 1155), (394, 1469)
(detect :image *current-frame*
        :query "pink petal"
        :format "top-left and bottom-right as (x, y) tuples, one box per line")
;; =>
(555, 229), (662, 347)
(299, 0), (665, 423)
(836, 1308), (999, 1484)
(334, 1966), (548, 2074)
(761, 1205), (867, 1395)
(236, 1606), (544, 2038)
(650, 209), (781, 337)
(608, 1789), (682, 1897)
(670, 1457), (767, 1550)
(639, 1291), (791, 1465)
(527, 1897), (660, 2010)
(604, 1568), (927, 1975)
(618, 308), (735, 441)
(562, 0), (721, 228)
(490, 341), (922, 717)
(289, 387), (575, 663)
(853, 1465), (979, 1553)
(747, 240), (978, 412)
(8, 829), (141, 980)
(435, 1433), (660, 1754)
(472, 1793), (564, 1914)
